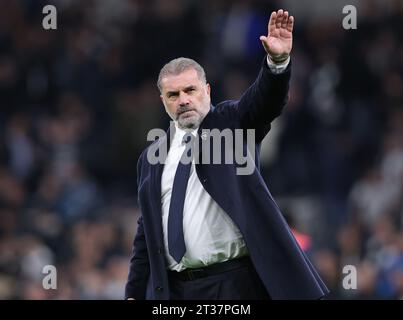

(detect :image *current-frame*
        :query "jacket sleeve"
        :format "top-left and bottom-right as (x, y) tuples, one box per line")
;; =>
(124, 154), (150, 300)
(235, 56), (291, 135)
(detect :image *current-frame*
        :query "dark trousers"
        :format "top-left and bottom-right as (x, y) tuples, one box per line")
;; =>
(167, 257), (271, 300)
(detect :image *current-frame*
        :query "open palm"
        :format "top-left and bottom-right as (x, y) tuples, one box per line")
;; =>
(260, 9), (294, 61)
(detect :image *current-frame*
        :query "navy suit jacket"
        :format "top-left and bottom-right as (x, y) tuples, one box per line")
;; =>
(125, 58), (329, 300)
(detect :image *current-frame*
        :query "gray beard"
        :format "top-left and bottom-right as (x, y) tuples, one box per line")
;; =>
(177, 110), (206, 130)
(177, 115), (202, 130)
(175, 102), (211, 130)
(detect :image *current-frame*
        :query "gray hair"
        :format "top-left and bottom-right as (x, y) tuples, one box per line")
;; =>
(157, 57), (206, 92)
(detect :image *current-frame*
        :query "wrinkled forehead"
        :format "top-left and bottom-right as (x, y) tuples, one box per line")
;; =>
(160, 69), (203, 92)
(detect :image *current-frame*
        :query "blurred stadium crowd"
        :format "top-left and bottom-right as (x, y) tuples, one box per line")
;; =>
(0, 0), (402, 299)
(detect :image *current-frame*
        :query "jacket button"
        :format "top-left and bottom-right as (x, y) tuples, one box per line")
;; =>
(157, 248), (162, 254)
(155, 286), (163, 292)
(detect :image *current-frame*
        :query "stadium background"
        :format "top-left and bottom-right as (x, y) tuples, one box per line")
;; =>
(0, 0), (402, 299)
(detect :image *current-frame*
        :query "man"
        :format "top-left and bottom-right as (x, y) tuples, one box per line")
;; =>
(126, 9), (329, 300)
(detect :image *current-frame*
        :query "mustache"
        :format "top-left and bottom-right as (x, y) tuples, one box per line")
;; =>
(177, 106), (196, 116)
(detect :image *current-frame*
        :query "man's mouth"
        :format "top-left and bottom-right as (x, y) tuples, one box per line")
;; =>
(178, 109), (195, 118)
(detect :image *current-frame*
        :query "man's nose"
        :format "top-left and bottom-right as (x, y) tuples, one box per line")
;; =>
(178, 92), (190, 106)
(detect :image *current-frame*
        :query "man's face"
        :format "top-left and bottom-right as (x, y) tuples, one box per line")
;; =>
(160, 69), (211, 130)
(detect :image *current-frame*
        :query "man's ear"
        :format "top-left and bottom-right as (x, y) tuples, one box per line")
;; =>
(160, 94), (164, 104)
(206, 83), (211, 96)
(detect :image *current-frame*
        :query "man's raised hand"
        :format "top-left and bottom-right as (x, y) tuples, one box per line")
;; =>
(260, 9), (294, 63)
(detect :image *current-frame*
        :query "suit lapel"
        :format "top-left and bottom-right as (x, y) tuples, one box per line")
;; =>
(149, 122), (175, 216)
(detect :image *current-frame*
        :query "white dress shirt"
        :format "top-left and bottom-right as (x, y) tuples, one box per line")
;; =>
(161, 57), (289, 271)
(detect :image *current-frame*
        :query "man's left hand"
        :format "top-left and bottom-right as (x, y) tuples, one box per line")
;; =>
(260, 9), (294, 63)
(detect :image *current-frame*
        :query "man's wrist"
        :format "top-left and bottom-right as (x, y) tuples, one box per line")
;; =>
(266, 54), (290, 74)
(267, 53), (290, 65)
